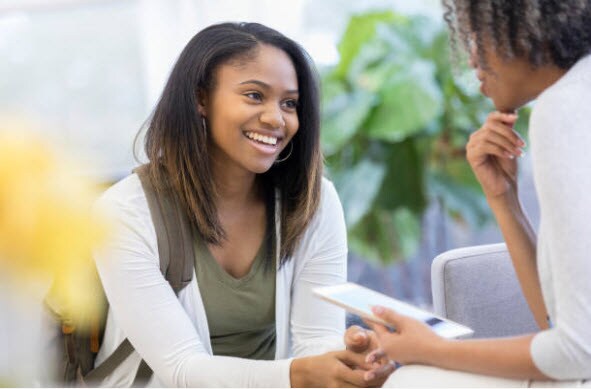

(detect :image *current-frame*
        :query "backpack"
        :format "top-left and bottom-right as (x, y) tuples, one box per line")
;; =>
(44, 164), (195, 387)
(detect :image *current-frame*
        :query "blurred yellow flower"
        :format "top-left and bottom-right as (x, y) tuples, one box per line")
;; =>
(0, 123), (110, 323)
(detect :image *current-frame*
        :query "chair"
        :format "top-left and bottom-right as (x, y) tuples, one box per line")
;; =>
(431, 243), (539, 338)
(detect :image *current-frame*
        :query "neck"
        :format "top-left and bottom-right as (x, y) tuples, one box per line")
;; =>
(210, 157), (261, 210)
(526, 64), (568, 101)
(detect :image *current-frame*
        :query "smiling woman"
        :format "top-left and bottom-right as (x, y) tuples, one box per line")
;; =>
(87, 22), (384, 388)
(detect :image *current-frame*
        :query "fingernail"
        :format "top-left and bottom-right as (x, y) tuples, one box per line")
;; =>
(517, 140), (526, 147)
(515, 148), (522, 156)
(505, 152), (514, 159)
(372, 306), (384, 315)
(365, 372), (375, 381)
(519, 151), (526, 158)
(366, 354), (375, 363)
(355, 332), (366, 341)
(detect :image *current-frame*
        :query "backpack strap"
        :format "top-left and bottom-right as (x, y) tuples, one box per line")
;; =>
(85, 164), (195, 386)
(135, 164), (194, 292)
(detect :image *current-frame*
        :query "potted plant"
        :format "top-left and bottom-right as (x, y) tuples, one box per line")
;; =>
(320, 11), (529, 264)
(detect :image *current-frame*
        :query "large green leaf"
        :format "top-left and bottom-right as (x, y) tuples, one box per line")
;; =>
(392, 207), (421, 258)
(321, 89), (377, 156)
(335, 11), (399, 78)
(376, 139), (427, 213)
(348, 207), (421, 265)
(333, 157), (386, 227)
(427, 170), (490, 227)
(365, 60), (443, 142)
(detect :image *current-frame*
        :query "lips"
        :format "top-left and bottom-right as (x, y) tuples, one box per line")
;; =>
(476, 72), (488, 96)
(242, 130), (284, 156)
(244, 131), (279, 146)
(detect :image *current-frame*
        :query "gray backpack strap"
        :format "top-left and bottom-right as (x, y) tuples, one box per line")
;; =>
(83, 339), (134, 383)
(135, 164), (194, 292)
(85, 165), (195, 386)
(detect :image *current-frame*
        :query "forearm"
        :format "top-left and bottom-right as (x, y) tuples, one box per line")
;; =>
(487, 191), (548, 329)
(426, 335), (549, 380)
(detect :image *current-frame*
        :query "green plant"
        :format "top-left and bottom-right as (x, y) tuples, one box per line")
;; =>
(321, 11), (529, 265)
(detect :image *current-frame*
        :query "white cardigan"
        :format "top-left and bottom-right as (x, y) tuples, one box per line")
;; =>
(93, 174), (347, 387)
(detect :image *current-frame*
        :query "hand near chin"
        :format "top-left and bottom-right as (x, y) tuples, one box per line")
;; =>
(364, 306), (445, 367)
(344, 325), (396, 387)
(466, 111), (525, 199)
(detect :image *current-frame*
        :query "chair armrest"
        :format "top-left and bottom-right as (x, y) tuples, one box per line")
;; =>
(431, 243), (538, 338)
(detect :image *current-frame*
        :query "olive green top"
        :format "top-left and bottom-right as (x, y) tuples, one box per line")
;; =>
(194, 233), (276, 360)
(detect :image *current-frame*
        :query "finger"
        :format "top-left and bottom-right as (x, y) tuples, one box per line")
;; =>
(471, 140), (517, 160)
(363, 318), (390, 338)
(345, 325), (370, 352)
(371, 306), (405, 328)
(365, 348), (387, 364)
(338, 366), (369, 388)
(488, 111), (518, 125)
(486, 121), (526, 149)
(364, 360), (397, 385)
(336, 349), (374, 370)
(480, 129), (523, 157)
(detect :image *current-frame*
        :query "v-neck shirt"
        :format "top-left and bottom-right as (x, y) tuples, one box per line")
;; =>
(193, 231), (276, 360)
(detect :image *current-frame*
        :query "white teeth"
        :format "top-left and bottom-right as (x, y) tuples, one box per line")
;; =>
(246, 131), (278, 146)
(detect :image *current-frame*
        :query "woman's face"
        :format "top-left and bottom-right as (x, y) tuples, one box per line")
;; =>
(203, 44), (299, 175)
(469, 39), (535, 112)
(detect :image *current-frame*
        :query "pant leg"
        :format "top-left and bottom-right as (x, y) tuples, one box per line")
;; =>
(383, 365), (590, 388)
(383, 365), (528, 388)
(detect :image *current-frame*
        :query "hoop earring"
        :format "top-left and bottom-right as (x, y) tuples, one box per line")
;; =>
(275, 142), (293, 164)
(201, 116), (208, 141)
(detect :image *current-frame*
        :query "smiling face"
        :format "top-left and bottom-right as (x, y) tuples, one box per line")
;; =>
(200, 44), (299, 176)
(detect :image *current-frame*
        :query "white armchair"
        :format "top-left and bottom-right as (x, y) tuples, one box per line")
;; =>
(431, 243), (539, 338)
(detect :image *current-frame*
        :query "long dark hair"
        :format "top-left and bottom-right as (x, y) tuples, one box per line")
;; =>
(136, 22), (322, 265)
(442, 0), (591, 69)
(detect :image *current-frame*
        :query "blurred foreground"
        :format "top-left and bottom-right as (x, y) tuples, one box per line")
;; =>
(0, 120), (110, 386)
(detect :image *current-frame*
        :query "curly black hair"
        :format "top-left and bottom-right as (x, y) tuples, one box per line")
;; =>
(442, 0), (591, 70)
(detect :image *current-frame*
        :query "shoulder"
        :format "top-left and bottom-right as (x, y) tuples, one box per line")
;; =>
(297, 176), (346, 249)
(93, 173), (151, 227)
(316, 176), (344, 221)
(530, 60), (591, 156)
(532, 56), (591, 131)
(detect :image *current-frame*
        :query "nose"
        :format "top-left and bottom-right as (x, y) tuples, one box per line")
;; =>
(259, 104), (285, 129)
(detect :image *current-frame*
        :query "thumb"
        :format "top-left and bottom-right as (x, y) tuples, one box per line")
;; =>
(371, 305), (405, 328)
(345, 325), (369, 351)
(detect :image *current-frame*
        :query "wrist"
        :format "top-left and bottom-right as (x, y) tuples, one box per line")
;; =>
(486, 189), (522, 214)
(290, 357), (310, 388)
(423, 337), (451, 366)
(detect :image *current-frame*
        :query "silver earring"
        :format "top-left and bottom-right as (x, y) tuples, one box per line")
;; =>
(275, 142), (293, 164)
(201, 116), (208, 141)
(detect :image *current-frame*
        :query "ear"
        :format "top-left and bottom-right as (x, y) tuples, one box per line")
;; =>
(196, 89), (208, 117)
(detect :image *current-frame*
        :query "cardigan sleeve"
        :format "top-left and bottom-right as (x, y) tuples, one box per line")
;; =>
(529, 81), (591, 380)
(289, 178), (348, 357)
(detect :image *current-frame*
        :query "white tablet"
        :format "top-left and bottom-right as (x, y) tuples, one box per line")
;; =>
(314, 282), (474, 339)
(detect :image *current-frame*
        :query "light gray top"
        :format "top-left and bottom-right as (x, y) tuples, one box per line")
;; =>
(530, 54), (591, 380)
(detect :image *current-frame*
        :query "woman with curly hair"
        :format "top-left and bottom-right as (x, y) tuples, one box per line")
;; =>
(361, 0), (591, 386)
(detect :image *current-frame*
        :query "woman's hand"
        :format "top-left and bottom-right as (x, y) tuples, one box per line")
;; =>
(344, 326), (396, 385)
(466, 111), (525, 199)
(290, 349), (377, 388)
(365, 306), (445, 366)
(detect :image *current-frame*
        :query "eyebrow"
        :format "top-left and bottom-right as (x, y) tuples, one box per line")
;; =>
(239, 79), (299, 94)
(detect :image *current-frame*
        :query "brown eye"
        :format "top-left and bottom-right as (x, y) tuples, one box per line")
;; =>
(245, 92), (263, 101)
(282, 99), (298, 110)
